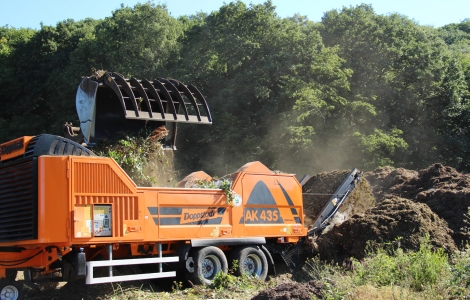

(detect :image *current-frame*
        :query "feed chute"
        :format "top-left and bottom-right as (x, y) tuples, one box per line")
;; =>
(64, 71), (212, 149)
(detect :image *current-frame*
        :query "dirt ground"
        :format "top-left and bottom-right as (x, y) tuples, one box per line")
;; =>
(251, 280), (324, 300)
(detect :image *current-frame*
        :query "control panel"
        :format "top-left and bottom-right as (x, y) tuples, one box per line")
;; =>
(93, 205), (112, 237)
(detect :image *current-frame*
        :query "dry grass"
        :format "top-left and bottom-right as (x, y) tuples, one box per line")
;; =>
(346, 285), (418, 300)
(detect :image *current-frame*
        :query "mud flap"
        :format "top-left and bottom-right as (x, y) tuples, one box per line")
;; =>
(261, 245), (276, 276)
(280, 238), (306, 271)
(264, 240), (306, 272)
(62, 250), (86, 281)
(76, 251), (86, 277)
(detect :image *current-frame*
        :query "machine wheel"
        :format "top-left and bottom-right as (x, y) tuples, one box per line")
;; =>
(186, 246), (228, 285)
(230, 245), (268, 280)
(0, 280), (23, 300)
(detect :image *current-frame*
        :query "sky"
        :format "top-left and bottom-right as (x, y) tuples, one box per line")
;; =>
(0, 0), (468, 30)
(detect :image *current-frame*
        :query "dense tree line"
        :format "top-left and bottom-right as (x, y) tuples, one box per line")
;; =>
(0, 1), (469, 176)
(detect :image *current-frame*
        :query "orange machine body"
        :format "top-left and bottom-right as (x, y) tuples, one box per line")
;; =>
(0, 144), (306, 273)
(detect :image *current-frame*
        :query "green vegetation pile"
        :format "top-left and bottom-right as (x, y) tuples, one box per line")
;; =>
(93, 132), (179, 187)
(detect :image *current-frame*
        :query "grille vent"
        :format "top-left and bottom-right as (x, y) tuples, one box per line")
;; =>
(0, 159), (37, 242)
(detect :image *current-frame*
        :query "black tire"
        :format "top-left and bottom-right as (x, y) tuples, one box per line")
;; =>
(230, 245), (268, 281)
(186, 246), (228, 285)
(0, 280), (23, 300)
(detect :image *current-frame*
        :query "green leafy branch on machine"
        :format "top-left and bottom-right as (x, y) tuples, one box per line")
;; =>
(63, 70), (212, 149)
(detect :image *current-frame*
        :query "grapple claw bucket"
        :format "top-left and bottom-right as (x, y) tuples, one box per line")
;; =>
(69, 72), (212, 148)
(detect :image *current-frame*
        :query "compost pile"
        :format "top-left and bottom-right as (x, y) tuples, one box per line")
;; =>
(312, 197), (456, 262)
(302, 163), (470, 264)
(252, 280), (324, 300)
(365, 163), (470, 245)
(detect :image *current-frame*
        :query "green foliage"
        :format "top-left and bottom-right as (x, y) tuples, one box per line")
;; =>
(210, 260), (258, 291)
(211, 269), (238, 289)
(219, 180), (235, 205)
(89, 3), (183, 77)
(0, 20), (100, 142)
(439, 18), (470, 46)
(353, 237), (450, 291)
(0, 3), (182, 143)
(318, 4), (470, 171)
(303, 237), (470, 299)
(193, 179), (235, 205)
(448, 245), (470, 296)
(0, 26), (35, 56)
(352, 128), (408, 169)
(174, 1), (352, 174)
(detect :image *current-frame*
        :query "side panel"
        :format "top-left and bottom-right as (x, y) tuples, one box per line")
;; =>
(38, 156), (69, 243)
(142, 190), (159, 241)
(152, 190), (233, 239)
(239, 174), (304, 237)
